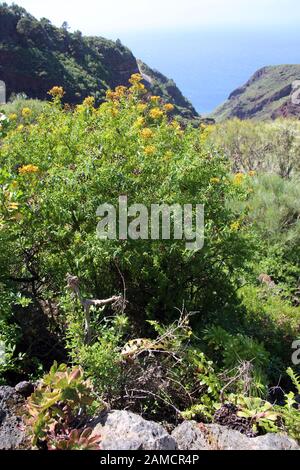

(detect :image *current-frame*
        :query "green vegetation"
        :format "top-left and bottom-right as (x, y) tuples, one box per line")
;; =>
(211, 65), (300, 121)
(0, 74), (299, 447)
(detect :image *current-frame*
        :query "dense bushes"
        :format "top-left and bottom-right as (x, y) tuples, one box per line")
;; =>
(0, 77), (249, 327)
(209, 118), (300, 177)
(0, 76), (299, 443)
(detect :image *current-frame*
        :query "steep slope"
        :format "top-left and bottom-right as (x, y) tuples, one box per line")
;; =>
(211, 65), (300, 121)
(138, 60), (198, 120)
(0, 3), (198, 120)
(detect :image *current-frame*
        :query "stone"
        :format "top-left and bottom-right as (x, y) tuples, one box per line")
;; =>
(91, 410), (177, 450)
(172, 421), (299, 451)
(15, 381), (34, 398)
(0, 386), (26, 450)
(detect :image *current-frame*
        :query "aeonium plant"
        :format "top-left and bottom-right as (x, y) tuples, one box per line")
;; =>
(26, 361), (101, 450)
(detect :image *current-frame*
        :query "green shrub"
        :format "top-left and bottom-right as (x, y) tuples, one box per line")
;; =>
(0, 78), (250, 330)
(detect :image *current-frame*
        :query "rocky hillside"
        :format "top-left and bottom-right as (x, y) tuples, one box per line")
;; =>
(0, 3), (198, 120)
(211, 65), (300, 121)
(1, 385), (299, 450)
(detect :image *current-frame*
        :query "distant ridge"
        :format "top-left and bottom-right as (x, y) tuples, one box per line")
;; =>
(211, 64), (300, 121)
(0, 3), (198, 121)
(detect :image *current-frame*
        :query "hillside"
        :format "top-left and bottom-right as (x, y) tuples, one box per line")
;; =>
(211, 64), (300, 121)
(0, 3), (198, 120)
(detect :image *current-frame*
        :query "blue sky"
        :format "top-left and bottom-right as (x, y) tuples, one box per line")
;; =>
(6, 0), (300, 37)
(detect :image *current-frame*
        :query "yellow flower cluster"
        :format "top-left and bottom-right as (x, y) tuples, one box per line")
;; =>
(9, 113), (17, 121)
(129, 74), (146, 93)
(170, 120), (181, 131)
(230, 221), (241, 232)
(210, 177), (221, 184)
(233, 173), (245, 186)
(82, 96), (95, 108)
(149, 107), (164, 120)
(129, 73), (143, 85)
(150, 96), (160, 104)
(21, 107), (32, 118)
(134, 117), (145, 128)
(248, 170), (256, 177)
(106, 85), (128, 102)
(19, 164), (39, 175)
(111, 107), (119, 117)
(163, 103), (175, 113)
(144, 145), (156, 156)
(48, 86), (65, 99)
(7, 202), (19, 211)
(115, 86), (127, 97)
(140, 128), (154, 139)
(137, 103), (147, 113)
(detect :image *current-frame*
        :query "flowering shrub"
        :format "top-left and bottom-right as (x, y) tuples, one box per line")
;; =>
(0, 76), (249, 328)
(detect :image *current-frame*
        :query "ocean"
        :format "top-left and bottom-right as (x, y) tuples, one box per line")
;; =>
(119, 27), (300, 115)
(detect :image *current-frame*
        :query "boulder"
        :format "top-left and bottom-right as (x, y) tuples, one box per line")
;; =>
(0, 386), (26, 450)
(172, 421), (299, 451)
(15, 381), (34, 398)
(91, 410), (177, 450)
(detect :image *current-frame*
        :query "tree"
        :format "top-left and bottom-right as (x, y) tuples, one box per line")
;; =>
(61, 21), (70, 31)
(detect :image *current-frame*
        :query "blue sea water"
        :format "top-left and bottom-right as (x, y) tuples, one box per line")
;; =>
(119, 27), (300, 115)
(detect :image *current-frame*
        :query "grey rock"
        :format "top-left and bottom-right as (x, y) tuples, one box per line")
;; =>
(15, 381), (34, 398)
(0, 386), (26, 450)
(91, 410), (177, 450)
(172, 421), (300, 451)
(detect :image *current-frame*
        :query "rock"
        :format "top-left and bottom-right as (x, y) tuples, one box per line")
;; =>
(0, 386), (26, 450)
(91, 410), (177, 450)
(172, 421), (299, 451)
(15, 381), (34, 398)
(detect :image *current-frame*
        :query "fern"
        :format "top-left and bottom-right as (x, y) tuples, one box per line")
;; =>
(287, 367), (300, 394)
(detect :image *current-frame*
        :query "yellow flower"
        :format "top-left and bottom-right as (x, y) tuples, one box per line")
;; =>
(150, 96), (160, 104)
(48, 86), (65, 99)
(140, 128), (154, 139)
(21, 107), (32, 118)
(170, 120), (181, 131)
(82, 96), (95, 108)
(248, 170), (256, 177)
(149, 107), (164, 120)
(233, 173), (245, 186)
(137, 103), (147, 113)
(144, 145), (156, 156)
(210, 177), (221, 184)
(19, 164), (39, 175)
(163, 103), (175, 113)
(9, 113), (17, 121)
(230, 221), (241, 232)
(7, 202), (19, 211)
(106, 86), (128, 102)
(129, 73), (143, 85)
(134, 117), (145, 128)
(106, 90), (116, 101)
(115, 86), (127, 97)
(17, 124), (24, 131)
(111, 107), (119, 117)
